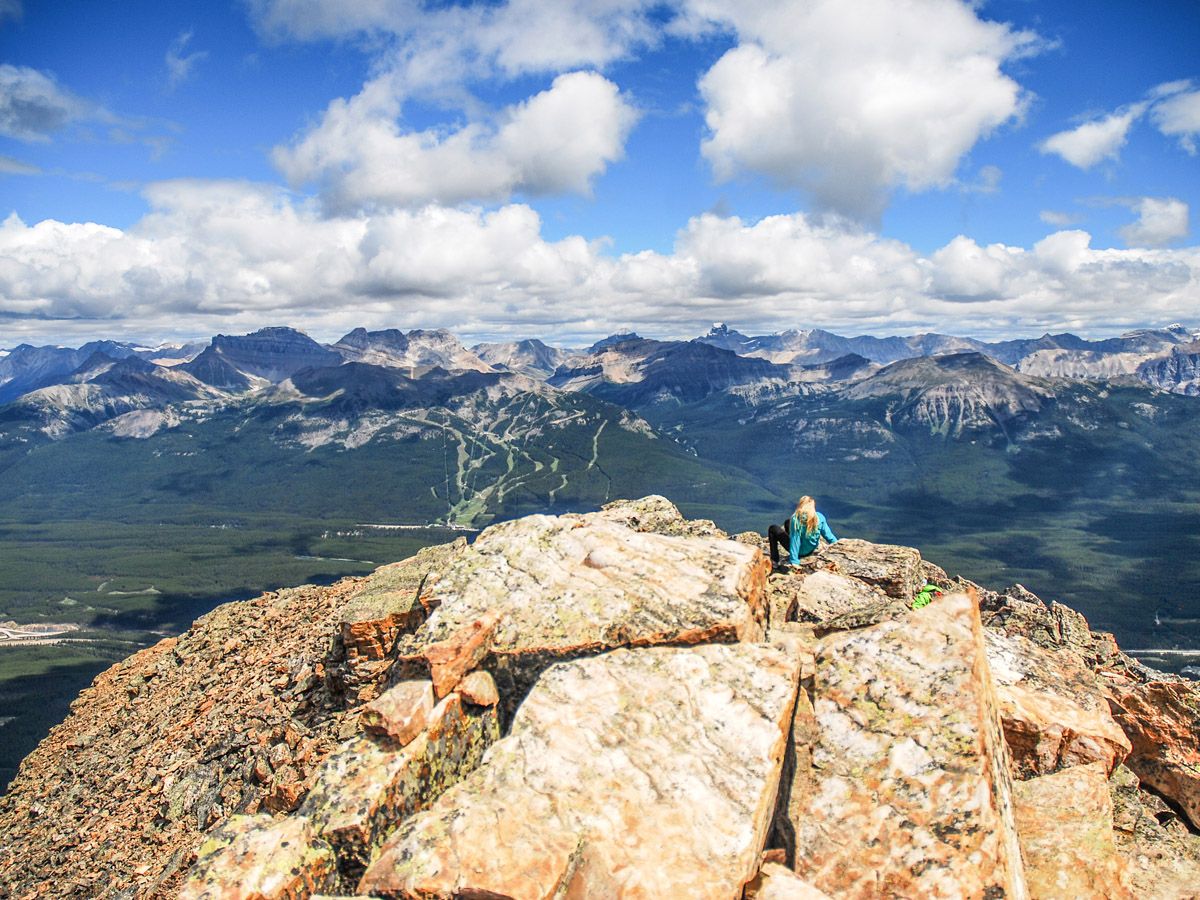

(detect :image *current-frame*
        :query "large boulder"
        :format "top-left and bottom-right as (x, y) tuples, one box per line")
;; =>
(1012, 762), (1133, 899)
(595, 494), (727, 538)
(391, 509), (769, 719)
(1108, 764), (1200, 899)
(985, 629), (1131, 777)
(789, 593), (1028, 899)
(1103, 675), (1200, 830)
(815, 538), (925, 601)
(178, 814), (338, 899)
(299, 692), (498, 884)
(769, 568), (890, 626)
(359, 643), (802, 899)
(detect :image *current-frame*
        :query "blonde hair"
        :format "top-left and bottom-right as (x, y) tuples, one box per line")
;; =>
(793, 496), (819, 532)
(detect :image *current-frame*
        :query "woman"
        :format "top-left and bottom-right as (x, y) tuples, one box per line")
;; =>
(768, 496), (837, 569)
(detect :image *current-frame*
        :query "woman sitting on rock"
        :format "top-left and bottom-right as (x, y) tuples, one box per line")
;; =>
(768, 495), (838, 570)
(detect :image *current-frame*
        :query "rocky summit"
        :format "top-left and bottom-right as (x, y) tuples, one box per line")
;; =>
(2, 497), (1199, 899)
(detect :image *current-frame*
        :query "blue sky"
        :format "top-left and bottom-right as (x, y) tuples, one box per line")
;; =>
(0, 0), (1197, 346)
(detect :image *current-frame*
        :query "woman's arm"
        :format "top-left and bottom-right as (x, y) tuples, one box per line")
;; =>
(820, 514), (838, 544)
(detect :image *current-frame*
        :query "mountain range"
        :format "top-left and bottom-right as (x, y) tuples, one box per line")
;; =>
(2, 320), (1199, 668)
(2, 320), (1197, 442)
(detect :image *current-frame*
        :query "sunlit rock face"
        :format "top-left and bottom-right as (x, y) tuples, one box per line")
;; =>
(789, 594), (1028, 900)
(359, 643), (802, 899)
(1012, 762), (1134, 900)
(985, 629), (1131, 777)
(1104, 675), (1200, 831)
(388, 503), (769, 720)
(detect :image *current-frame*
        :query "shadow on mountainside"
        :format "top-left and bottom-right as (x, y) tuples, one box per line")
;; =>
(0, 658), (116, 793)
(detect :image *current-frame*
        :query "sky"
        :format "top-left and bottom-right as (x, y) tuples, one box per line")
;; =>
(0, 0), (1198, 348)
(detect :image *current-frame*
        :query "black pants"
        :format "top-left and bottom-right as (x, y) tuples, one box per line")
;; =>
(768, 521), (791, 565)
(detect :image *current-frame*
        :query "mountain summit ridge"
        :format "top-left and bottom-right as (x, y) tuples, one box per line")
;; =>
(1, 497), (1197, 898)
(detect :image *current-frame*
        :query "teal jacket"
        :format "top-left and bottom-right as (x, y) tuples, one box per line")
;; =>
(789, 512), (837, 564)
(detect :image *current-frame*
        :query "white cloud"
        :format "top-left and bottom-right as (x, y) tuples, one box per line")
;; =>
(166, 30), (209, 91)
(0, 155), (39, 175)
(246, 0), (662, 87)
(1, 180), (1196, 345)
(0, 64), (88, 141)
(0, 0), (21, 23)
(1039, 105), (1145, 169)
(1150, 87), (1200, 154)
(274, 71), (638, 212)
(1039, 210), (1078, 227)
(1119, 197), (1189, 248)
(690, 0), (1038, 220)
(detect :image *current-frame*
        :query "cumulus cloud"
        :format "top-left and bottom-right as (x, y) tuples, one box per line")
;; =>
(1119, 197), (1189, 248)
(1, 179), (1196, 345)
(0, 64), (88, 141)
(255, 2), (659, 213)
(275, 71), (638, 212)
(1151, 86), (1200, 154)
(166, 30), (209, 91)
(1039, 105), (1146, 169)
(690, 0), (1038, 221)
(246, 0), (662, 88)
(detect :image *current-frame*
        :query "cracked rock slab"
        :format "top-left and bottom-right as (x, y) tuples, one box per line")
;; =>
(985, 629), (1130, 777)
(1103, 675), (1200, 831)
(1013, 762), (1134, 899)
(392, 510), (769, 716)
(359, 643), (801, 899)
(815, 539), (924, 601)
(793, 593), (1028, 899)
(771, 569), (890, 626)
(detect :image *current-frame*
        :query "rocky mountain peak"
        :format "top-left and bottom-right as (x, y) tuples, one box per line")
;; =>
(333, 327), (492, 373)
(587, 331), (642, 353)
(470, 338), (567, 379)
(185, 327), (343, 387)
(2, 495), (1197, 898)
(844, 353), (1055, 437)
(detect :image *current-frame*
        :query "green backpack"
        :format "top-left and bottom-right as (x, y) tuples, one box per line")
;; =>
(912, 583), (946, 609)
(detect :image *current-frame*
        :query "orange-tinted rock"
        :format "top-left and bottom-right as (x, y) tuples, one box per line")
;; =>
(770, 569), (890, 627)
(457, 670), (499, 707)
(1012, 762), (1133, 899)
(745, 863), (833, 900)
(423, 610), (502, 699)
(326, 540), (468, 702)
(360, 680), (434, 746)
(986, 629), (1130, 777)
(178, 813), (337, 899)
(1104, 675), (1200, 830)
(300, 699), (499, 883)
(1108, 763), (1200, 899)
(0, 578), (365, 898)
(815, 538), (924, 601)
(359, 644), (801, 899)
(791, 594), (1028, 899)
